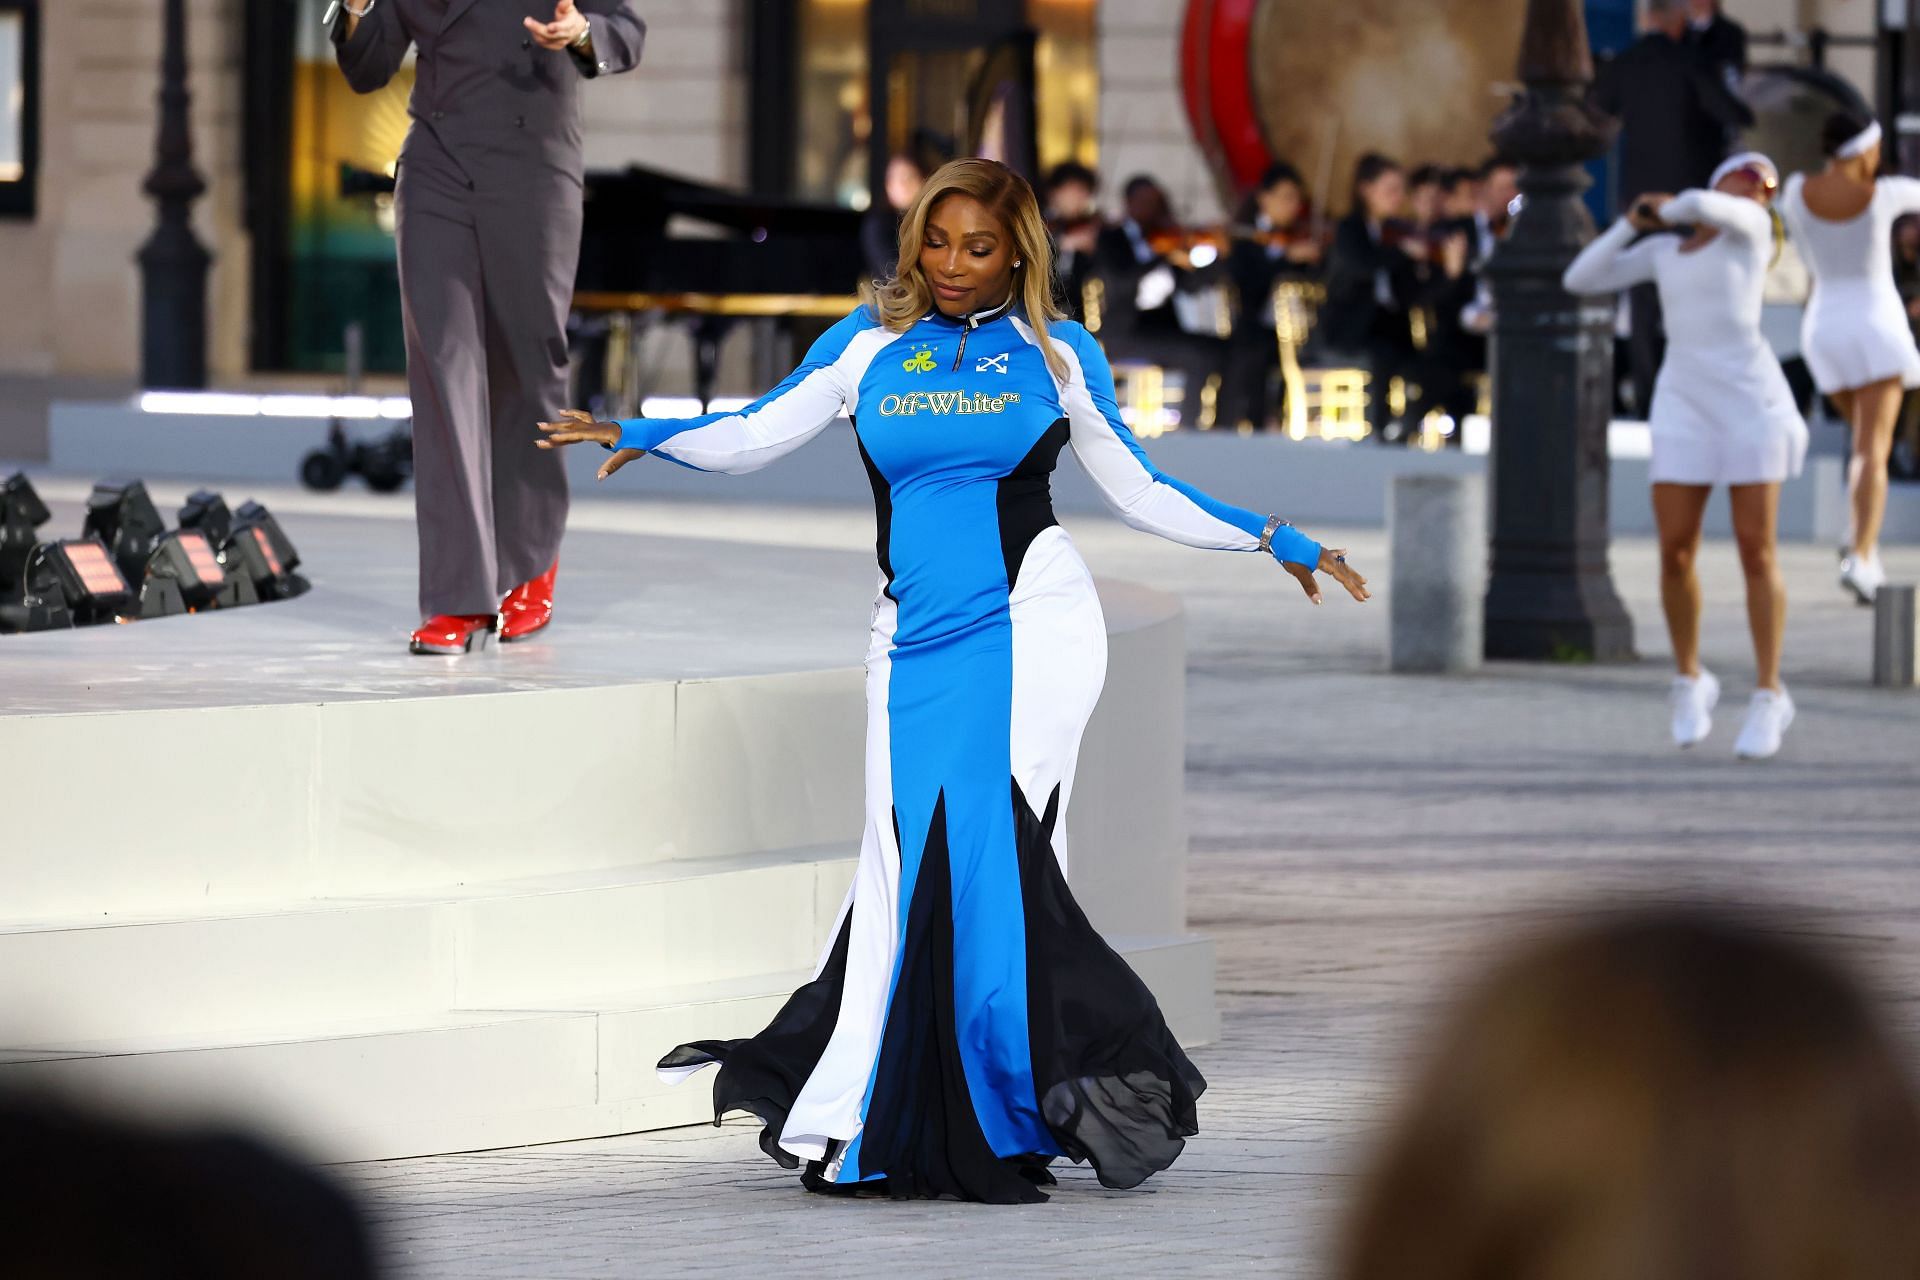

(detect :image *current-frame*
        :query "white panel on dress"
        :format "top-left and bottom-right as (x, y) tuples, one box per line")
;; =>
(777, 587), (903, 1165)
(1008, 526), (1108, 878)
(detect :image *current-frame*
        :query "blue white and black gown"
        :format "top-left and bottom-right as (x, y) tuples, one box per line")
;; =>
(640, 298), (1322, 1203)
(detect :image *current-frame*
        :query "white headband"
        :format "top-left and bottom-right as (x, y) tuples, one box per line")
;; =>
(1709, 151), (1778, 190)
(1836, 120), (1882, 159)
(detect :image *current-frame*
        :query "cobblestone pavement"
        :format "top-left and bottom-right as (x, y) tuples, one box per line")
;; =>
(344, 500), (1920, 1278)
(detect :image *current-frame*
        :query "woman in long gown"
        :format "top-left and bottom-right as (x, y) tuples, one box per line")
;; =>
(537, 159), (1369, 1203)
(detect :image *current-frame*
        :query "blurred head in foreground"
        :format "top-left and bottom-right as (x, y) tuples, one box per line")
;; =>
(1341, 907), (1920, 1280)
(0, 1092), (379, 1278)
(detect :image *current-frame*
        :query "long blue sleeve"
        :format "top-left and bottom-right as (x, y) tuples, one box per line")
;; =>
(1052, 323), (1322, 567)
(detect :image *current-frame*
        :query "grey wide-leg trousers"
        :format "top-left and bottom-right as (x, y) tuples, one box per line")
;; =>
(393, 140), (575, 619)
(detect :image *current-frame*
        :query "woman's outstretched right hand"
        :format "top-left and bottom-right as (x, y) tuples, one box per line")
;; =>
(536, 409), (645, 480)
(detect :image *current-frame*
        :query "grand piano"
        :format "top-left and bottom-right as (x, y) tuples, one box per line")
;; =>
(573, 164), (867, 415)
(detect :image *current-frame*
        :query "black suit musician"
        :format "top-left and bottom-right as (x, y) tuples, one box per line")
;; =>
(1220, 161), (1325, 431)
(1091, 174), (1229, 430)
(1044, 160), (1102, 324)
(1318, 153), (1424, 441)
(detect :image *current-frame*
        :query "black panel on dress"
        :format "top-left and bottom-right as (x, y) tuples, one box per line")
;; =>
(854, 423), (897, 602)
(996, 417), (1070, 592)
(853, 792), (1051, 1204)
(1014, 778), (1207, 1190)
(655, 908), (855, 1170)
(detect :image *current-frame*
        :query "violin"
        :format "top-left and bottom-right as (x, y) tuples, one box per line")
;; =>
(1048, 212), (1105, 237)
(1142, 222), (1327, 259)
(1378, 217), (1471, 261)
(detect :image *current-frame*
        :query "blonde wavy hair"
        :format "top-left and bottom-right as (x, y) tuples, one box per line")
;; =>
(860, 158), (1070, 383)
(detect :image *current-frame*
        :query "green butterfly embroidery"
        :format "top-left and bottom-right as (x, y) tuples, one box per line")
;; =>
(901, 349), (937, 373)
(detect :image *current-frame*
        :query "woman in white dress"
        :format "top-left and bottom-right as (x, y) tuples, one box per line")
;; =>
(1564, 153), (1806, 759)
(1779, 109), (1920, 603)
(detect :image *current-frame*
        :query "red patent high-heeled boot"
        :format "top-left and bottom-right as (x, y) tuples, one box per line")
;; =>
(409, 613), (498, 655)
(500, 560), (557, 642)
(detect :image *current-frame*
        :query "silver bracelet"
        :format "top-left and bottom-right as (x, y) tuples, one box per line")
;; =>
(1258, 514), (1288, 554)
(571, 17), (593, 48)
(323, 0), (375, 23)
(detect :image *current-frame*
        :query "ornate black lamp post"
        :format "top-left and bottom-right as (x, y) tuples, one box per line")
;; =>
(1482, 0), (1635, 661)
(139, 0), (211, 389)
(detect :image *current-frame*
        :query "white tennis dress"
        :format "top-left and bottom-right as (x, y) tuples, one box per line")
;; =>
(1780, 172), (1920, 392)
(1564, 190), (1808, 485)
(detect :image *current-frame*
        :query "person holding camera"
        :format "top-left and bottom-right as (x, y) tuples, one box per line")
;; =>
(1563, 153), (1806, 759)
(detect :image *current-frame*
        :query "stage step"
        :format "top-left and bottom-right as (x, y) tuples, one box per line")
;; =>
(0, 934), (1215, 1163)
(0, 846), (856, 1044)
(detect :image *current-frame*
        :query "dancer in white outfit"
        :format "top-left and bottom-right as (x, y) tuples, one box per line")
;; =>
(1564, 153), (1805, 759)
(1778, 110), (1920, 603)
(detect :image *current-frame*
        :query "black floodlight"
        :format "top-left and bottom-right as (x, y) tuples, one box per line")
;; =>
(229, 500), (310, 600)
(138, 529), (227, 618)
(0, 544), (73, 634)
(0, 472), (52, 595)
(177, 489), (261, 607)
(40, 538), (134, 626)
(178, 489), (234, 546)
(81, 480), (168, 588)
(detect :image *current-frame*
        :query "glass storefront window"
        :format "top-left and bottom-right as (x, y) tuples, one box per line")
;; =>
(796, 0), (872, 209)
(1032, 0), (1097, 174)
(0, 14), (21, 181)
(792, 0), (1096, 209)
(283, 0), (414, 372)
(0, 2), (37, 216)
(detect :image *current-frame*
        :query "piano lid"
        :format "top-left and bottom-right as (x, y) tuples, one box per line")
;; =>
(579, 165), (866, 297)
(583, 164), (865, 240)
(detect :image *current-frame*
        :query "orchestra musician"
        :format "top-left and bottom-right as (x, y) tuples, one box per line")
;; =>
(1404, 157), (1518, 443)
(1319, 153), (1422, 442)
(1441, 167), (1479, 223)
(1222, 161), (1326, 431)
(862, 152), (928, 281)
(1092, 175), (1230, 430)
(1044, 161), (1102, 323)
(1408, 165), (1448, 234)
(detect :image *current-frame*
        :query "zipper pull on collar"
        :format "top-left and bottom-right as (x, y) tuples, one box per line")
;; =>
(952, 312), (977, 372)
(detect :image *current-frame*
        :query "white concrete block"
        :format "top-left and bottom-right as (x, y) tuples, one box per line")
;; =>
(312, 681), (686, 886)
(671, 670), (865, 861)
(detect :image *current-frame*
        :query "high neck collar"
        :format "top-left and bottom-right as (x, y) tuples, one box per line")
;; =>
(925, 291), (1016, 328)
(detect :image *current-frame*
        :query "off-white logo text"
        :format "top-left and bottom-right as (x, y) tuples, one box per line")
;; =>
(876, 390), (1022, 417)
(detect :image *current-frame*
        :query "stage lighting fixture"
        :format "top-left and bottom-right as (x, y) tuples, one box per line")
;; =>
(0, 472), (52, 595)
(0, 556), (73, 633)
(137, 529), (229, 618)
(178, 489), (234, 546)
(38, 538), (134, 626)
(175, 489), (261, 608)
(82, 480), (168, 588)
(227, 501), (310, 600)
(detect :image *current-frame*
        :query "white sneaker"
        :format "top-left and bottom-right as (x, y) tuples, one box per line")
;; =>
(1669, 669), (1720, 748)
(1734, 687), (1795, 760)
(1839, 553), (1885, 605)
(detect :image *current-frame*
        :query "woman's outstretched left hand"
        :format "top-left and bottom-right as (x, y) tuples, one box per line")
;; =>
(536, 409), (645, 479)
(1283, 547), (1370, 606)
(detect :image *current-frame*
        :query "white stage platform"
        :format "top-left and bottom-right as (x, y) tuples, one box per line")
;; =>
(0, 486), (1214, 1162)
(48, 394), (1918, 544)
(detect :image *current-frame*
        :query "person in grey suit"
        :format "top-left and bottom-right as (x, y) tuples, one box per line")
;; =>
(331, 0), (645, 654)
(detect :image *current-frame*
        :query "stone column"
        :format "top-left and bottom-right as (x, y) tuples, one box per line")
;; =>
(1482, 0), (1635, 661)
